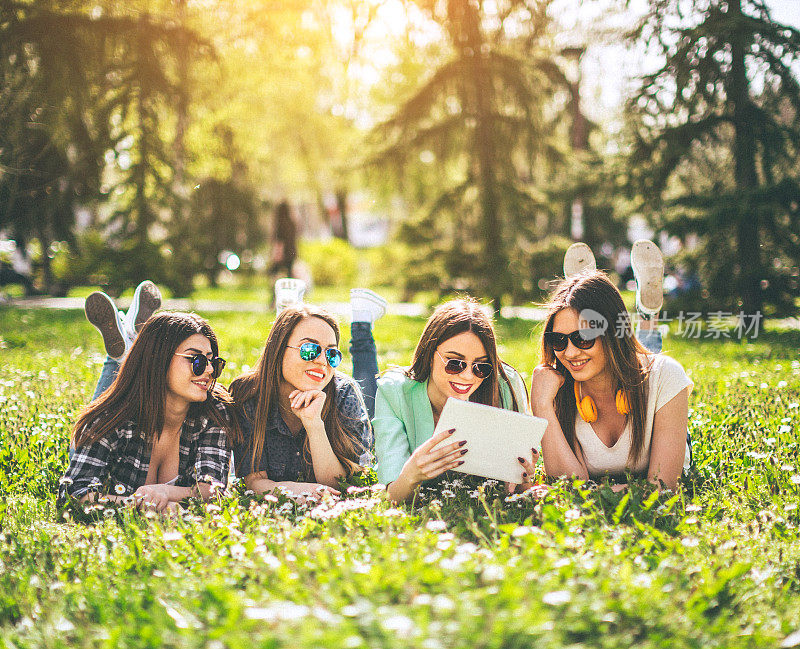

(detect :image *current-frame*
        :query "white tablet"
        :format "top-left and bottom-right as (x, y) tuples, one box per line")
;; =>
(432, 398), (548, 484)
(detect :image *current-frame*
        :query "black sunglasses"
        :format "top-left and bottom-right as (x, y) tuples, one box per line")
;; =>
(174, 352), (226, 378)
(286, 342), (343, 368)
(435, 351), (493, 379)
(543, 329), (600, 352)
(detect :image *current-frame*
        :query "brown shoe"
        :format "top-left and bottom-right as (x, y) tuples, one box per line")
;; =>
(85, 292), (126, 359)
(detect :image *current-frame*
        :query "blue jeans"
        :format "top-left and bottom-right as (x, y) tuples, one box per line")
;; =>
(637, 327), (663, 353)
(350, 322), (379, 419)
(92, 356), (122, 400)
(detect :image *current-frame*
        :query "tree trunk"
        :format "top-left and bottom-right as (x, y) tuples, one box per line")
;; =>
(452, 0), (505, 312)
(729, 0), (762, 319)
(335, 188), (350, 242)
(173, 0), (189, 195)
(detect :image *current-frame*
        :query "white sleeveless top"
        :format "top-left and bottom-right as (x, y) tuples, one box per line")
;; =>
(575, 354), (693, 478)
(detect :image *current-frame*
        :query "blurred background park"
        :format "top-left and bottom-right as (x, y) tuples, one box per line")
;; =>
(1, 0), (798, 318)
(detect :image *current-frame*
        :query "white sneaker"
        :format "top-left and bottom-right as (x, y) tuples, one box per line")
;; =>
(123, 280), (161, 340)
(274, 278), (307, 313)
(563, 243), (596, 278)
(631, 239), (664, 317)
(85, 292), (129, 359)
(350, 288), (387, 324)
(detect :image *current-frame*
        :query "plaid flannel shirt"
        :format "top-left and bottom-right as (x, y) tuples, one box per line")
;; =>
(233, 373), (374, 481)
(58, 399), (233, 503)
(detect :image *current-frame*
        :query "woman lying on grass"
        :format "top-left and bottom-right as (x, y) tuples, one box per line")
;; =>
(368, 298), (536, 503)
(531, 262), (692, 490)
(228, 304), (372, 500)
(59, 311), (239, 513)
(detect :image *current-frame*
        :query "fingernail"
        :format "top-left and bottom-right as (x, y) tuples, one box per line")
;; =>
(458, 440), (467, 447)
(522, 472), (528, 478)
(457, 460), (465, 466)
(518, 457), (525, 463)
(447, 428), (455, 434)
(460, 449), (468, 455)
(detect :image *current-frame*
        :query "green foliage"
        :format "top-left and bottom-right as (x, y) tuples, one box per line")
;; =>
(1, 307), (800, 646)
(51, 230), (187, 297)
(368, 0), (569, 308)
(299, 239), (359, 288)
(626, 0), (800, 316)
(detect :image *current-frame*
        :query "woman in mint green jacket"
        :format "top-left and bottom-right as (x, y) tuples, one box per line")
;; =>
(371, 299), (534, 503)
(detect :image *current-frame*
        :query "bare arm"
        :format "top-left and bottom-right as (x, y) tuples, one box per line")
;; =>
(530, 365), (589, 480)
(647, 387), (689, 490)
(387, 428), (466, 503)
(290, 389), (347, 488)
(80, 484), (206, 514)
(243, 471), (340, 499)
(305, 419), (347, 488)
(538, 407), (589, 480)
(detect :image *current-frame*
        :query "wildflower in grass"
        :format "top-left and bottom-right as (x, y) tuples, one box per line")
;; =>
(481, 564), (505, 581)
(543, 590), (571, 605)
(426, 520), (447, 532)
(114, 484), (126, 495)
(245, 602), (310, 622)
(791, 475), (800, 485)
(778, 380), (788, 388)
(381, 614), (417, 635)
(58, 476), (73, 486)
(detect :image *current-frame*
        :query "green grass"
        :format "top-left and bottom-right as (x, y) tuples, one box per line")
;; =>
(1, 306), (799, 648)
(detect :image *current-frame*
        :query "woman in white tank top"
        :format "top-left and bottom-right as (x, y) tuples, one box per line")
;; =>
(530, 270), (692, 490)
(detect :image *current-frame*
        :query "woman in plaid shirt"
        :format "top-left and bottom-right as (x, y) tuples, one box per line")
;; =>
(59, 312), (240, 513)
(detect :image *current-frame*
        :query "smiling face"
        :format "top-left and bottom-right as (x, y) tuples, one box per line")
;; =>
(427, 331), (489, 407)
(166, 333), (215, 405)
(280, 316), (338, 392)
(551, 307), (609, 383)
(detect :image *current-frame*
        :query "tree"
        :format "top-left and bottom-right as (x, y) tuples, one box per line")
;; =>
(626, 0), (800, 316)
(0, 1), (207, 293)
(368, 0), (564, 310)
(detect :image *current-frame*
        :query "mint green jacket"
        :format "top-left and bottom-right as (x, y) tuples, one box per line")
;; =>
(373, 366), (529, 485)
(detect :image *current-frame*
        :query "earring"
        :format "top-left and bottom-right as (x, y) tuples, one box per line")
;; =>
(574, 382), (629, 423)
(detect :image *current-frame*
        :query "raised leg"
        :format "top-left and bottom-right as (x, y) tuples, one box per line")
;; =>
(349, 289), (387, 418)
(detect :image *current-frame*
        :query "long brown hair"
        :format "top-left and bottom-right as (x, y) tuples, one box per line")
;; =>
(540, 271), (651, 465)
(407, 298), (522, 411)
(73, 312), (240, 448)
(228, 305), (363, 476)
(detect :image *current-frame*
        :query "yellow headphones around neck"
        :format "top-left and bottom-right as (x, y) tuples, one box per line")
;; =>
(573, 381), (630, 423)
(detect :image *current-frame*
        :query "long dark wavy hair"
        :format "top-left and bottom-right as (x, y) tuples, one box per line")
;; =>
(228, 305), (364, 476)
(540, 271), (651, 465)
(73, 312), (239, 448)
(407, 298), (522, 411)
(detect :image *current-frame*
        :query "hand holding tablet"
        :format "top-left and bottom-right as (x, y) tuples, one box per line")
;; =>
(431, 398), (548, 484)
